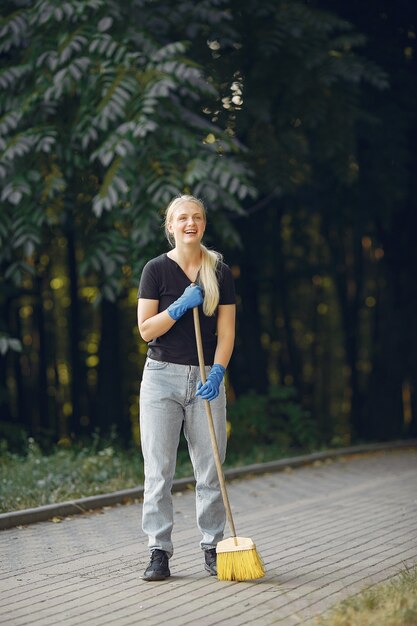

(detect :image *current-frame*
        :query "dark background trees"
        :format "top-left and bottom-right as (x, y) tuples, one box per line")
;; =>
(1, 0), (416, 453)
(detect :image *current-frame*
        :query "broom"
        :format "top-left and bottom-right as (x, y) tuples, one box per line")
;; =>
(192, 306), (265, 581)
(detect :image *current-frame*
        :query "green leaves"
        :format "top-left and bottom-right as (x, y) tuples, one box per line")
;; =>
(0, 0), (251, 297)
(229, 0), (389, 197)
(0, 65), (31, 90)
(1, 179), (31, 205)
(0, 12), (28, 54)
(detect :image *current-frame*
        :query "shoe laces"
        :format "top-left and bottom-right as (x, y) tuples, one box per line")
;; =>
(151, 549), (168, 563)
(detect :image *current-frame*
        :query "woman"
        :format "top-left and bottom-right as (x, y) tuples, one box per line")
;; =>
(137, 194), (236, 581)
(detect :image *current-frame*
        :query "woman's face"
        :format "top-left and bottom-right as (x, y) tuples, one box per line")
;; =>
(168, 202), (206, 246)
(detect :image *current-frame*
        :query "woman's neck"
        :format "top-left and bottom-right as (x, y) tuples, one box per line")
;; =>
(168, 246), (202, 283)
(168, 245), (202, 268)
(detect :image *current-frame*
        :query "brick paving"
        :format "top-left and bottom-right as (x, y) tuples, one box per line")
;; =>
(0, 449), (416, 625)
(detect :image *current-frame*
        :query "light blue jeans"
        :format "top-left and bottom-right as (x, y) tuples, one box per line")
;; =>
(139, 358), (227, 558)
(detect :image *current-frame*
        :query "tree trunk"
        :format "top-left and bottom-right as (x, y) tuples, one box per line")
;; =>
(228, 212), (269, 395)
(64, 211), (84, 437)
(274, 207), (303, 396)
(96, 299), (124, 438)
(13, 302), (28, 433)
(368, 208), (417, 440)
(35, 274), (54, 439)
(0, 295), (13, 423)
(322, 221), (365, 440)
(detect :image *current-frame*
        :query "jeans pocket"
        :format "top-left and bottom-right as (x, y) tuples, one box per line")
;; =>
(146, 358), (169, 370)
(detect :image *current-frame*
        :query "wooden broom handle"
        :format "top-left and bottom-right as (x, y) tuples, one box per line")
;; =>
(192, 306), (237, 539)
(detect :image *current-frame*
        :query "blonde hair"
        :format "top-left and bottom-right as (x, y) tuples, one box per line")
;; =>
(164, 195), (222, 316)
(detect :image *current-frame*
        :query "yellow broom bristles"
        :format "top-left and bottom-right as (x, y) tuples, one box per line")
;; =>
(216, 537), (265, 581)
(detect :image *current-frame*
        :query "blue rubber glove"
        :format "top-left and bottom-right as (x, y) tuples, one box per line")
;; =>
(167, 284), (203, 321)
(196, 364), (226, 401)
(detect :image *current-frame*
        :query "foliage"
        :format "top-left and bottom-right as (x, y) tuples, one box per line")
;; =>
(209, 0), (417, 443)
(317, 564), (417, 626)
(227, 385), (320, 453)
(225, 0), (388, 193)
(0, 434), (142, 512)
(0, 0), (255, 307)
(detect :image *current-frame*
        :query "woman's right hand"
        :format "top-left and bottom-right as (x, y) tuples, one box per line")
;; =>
(167, 284), (204, 321)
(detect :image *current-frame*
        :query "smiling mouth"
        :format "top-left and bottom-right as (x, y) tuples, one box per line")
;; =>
(185, 230), (197, 234)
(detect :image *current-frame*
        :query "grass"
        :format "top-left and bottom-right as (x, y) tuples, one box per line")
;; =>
(0, 438), (143, 513)
(0, 435), (305, 514)
(316, 565), (417, 626)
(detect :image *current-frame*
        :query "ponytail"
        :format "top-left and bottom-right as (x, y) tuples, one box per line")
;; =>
(200, 244), (222, 316)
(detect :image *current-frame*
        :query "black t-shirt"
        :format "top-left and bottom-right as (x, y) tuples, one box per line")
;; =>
(137, 253), (236, 365)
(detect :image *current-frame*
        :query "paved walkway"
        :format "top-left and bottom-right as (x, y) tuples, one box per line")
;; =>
(1, 449), (416, 626)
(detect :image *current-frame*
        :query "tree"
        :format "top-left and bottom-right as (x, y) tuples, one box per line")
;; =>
(203, 0), (389, 442)
(0, 0), (254, 437)
(319, 0), (417, 439)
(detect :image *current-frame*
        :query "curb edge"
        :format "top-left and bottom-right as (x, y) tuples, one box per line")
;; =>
(1, 439), (416, 531)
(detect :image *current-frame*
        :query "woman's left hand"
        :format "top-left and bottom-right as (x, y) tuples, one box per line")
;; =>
(196, 364), (226, 401)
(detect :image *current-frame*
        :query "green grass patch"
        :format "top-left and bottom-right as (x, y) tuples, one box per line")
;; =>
(317, 565), (417, 626)
(0, 435), (305, 513)
(0, 438), (143, 513)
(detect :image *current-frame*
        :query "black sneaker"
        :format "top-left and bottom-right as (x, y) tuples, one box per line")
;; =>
(142, 549), (170, 581)
(204, 548), (217, 576)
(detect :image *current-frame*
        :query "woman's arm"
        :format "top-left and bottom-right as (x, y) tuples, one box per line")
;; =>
(213, 304), (236, 368)
(138, 284), (204, 342)
(137, 298), (176, 342)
